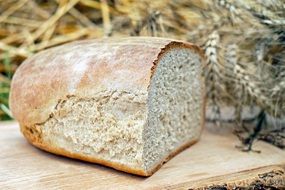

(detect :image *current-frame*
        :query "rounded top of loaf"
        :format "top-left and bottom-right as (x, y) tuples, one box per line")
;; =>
(9, 37), (202, 126)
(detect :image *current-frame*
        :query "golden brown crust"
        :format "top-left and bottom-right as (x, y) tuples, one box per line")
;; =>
(12, 37), (205, 177)
(21, 124), (198, 176)
(10, 37), (203, 127)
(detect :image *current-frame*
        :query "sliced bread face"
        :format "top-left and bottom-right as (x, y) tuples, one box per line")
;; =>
(9, 37), (205, 176)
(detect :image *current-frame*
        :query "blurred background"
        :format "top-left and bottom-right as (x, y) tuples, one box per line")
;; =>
(0, 0), (284, 123)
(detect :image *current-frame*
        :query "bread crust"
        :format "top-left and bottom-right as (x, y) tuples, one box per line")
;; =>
(11, 37), (205, 176)
(21, 123), (199, 176)
(10, 37), (203, 127)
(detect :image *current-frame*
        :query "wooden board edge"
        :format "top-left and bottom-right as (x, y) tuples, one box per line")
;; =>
(165, 164), (285, 189)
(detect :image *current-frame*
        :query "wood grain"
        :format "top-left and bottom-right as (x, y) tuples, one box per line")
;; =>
(0, 122), (284, 189)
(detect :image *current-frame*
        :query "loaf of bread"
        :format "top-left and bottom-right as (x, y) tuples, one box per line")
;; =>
(9, 37), (205, 176)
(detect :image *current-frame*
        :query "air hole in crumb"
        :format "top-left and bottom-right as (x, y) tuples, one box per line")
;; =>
(179, 65), (183, 69)
(29, 128), (34, 134)
(167, 130), (171, 137)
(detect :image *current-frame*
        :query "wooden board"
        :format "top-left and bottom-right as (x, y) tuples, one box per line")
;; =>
(0, 122), (284, 189)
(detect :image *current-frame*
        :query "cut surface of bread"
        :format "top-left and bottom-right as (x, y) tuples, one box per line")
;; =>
(9, 37), (205, 176)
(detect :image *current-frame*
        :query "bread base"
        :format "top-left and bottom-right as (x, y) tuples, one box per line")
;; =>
(21, 124), (199, 176)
